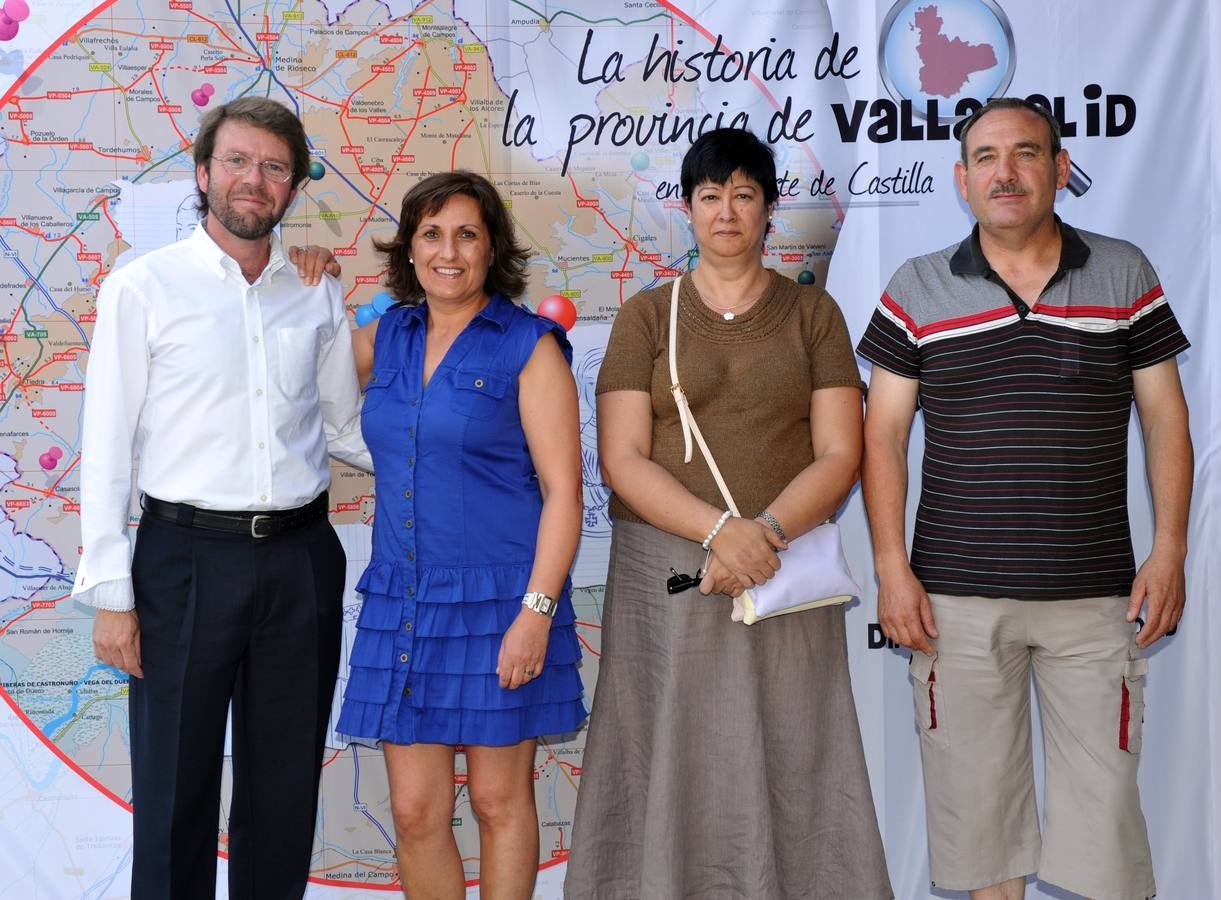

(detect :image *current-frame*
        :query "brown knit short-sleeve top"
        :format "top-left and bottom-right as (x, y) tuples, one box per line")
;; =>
(596, 270), (864, 524)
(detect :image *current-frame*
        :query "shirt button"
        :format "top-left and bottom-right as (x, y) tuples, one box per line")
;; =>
(408, 427), (415, 437)
(253, 335), (260, 343)
(256, 388), (264, 397)
(474, 378), (485, 388)
(406, 550), (415, 561)
(404, 489), (412, 499)
(404, 519), (413, 529)
(411, 398), (419, 406)
(402, 685), (412, 697)
(407, 457), (414, 466)
(399, 652), (409, 663)
(406, 586), (415, 596)
(258, 442), (265, 449)
(370, 374), (378, 383)
(404, 622), (413, 632)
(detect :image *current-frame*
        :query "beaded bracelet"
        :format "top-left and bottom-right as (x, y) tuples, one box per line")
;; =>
(757, 510), (788, 542)
(702, 510), (732, 550)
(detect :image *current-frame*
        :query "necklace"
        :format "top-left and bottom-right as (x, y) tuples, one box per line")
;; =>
(700, 295), (758, 321)
(691, 271), (769, 321)
(714, 304), (747, 321)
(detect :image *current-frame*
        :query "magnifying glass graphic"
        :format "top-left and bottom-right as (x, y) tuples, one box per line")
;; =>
(877, 0), (1090, 196)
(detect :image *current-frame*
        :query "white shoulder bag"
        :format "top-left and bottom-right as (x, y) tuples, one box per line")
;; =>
(666, 278), (862, 625)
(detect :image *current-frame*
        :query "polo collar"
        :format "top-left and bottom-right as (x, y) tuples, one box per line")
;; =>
(949, 216), (1090, 277)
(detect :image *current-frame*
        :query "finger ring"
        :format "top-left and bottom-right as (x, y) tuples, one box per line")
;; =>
(524, 668), (534, 677)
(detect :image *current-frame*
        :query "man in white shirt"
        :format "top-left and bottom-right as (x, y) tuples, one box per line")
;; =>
(73, 97), (369, 900)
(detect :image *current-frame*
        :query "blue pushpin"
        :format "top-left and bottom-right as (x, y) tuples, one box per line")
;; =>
(354, 303), (378, 327)
(370, 291), (396, 314)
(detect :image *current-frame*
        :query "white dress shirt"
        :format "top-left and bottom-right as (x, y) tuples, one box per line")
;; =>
(73, 224), (371, 612)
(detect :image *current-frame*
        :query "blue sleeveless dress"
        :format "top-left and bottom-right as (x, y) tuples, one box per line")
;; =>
(336, 294), (587, 746)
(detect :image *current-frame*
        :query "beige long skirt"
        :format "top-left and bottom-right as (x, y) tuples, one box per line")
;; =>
(565, 520), (892, 900)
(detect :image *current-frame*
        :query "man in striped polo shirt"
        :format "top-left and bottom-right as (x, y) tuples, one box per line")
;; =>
(859, 98), (1192, 900)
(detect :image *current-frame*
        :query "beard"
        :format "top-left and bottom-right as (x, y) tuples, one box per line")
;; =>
(206, 183), (285, 240)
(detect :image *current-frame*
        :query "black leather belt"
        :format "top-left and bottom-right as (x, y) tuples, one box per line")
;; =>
(141, 493), (328, 538)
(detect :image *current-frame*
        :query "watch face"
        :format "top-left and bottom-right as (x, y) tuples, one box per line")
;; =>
(524, 592), (557, 616)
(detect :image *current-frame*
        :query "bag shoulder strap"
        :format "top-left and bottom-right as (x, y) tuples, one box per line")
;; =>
(667, 277), (742, 518)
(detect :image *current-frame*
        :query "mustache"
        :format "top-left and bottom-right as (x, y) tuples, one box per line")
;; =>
(990, 183), (1028, 197)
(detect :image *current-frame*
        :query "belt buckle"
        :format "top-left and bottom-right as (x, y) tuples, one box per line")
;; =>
(250, 514), (274, 538)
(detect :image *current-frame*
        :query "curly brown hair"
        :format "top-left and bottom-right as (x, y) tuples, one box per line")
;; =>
(375, 171), (531, 303)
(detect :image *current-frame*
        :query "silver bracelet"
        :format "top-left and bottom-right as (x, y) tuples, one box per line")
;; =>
(757, 510), (788, 542)
(702, 510), (732, 550)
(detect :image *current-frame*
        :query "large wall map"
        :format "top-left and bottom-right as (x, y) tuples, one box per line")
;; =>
(0, 0), (852, 891)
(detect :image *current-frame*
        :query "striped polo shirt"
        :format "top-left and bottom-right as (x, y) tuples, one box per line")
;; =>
(857, 220), (1190, 600)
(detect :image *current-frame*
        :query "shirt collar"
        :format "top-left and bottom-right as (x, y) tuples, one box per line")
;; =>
(474, 292), (514, 330)
(189, 221), (287, 281)
(401, 292), (514, 330)
(949, 216), (1090, 277)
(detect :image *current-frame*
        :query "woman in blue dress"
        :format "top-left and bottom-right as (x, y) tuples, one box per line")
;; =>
(336, 171), (587, 898)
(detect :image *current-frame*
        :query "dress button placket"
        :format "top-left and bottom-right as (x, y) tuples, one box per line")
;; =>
(395, 394), (420, 716)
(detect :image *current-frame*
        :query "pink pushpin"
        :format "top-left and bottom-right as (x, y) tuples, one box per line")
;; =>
(38, 452), (55, 470)
(0, 14), (17, 41)
(191, 88), (209, 107)
(201, 82), (215, 97)
(49, 445), (63, 460)
(3, 0), (28, 22)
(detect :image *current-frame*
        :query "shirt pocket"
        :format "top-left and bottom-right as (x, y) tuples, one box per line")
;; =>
(449, 367), (510, 420)
(277, 327), (321, 399)
(362, 367), (400, 416)
(1057, 342), (1129, 386)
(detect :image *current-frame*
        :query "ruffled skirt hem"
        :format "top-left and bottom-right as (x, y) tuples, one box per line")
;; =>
(336, 697), (587, 747)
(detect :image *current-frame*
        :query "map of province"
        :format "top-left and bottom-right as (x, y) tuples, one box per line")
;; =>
(911, 4), (997, 97)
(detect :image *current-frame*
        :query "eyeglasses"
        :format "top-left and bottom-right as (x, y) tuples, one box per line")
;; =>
(210, 153), (294, 184)
(666, 567), (704, 595)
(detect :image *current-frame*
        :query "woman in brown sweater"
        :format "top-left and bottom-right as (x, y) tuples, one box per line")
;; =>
(565, 129), (892, 898)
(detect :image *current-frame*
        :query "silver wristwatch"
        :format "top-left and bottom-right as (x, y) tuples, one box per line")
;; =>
(521, 591), (558, 617)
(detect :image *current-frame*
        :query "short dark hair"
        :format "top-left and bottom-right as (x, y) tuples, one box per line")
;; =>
(958, 97), (1062, 165)
(680, 128), (779, 206)
(193, 97), (310, 214)
(375, 171), (530, 304)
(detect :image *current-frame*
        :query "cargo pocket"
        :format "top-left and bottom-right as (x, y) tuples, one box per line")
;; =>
(1119, 657), (1148, 754)
(910, 651), (949, 748)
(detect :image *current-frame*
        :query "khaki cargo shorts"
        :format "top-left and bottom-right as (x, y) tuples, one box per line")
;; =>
(911, 594), (1154, 900)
